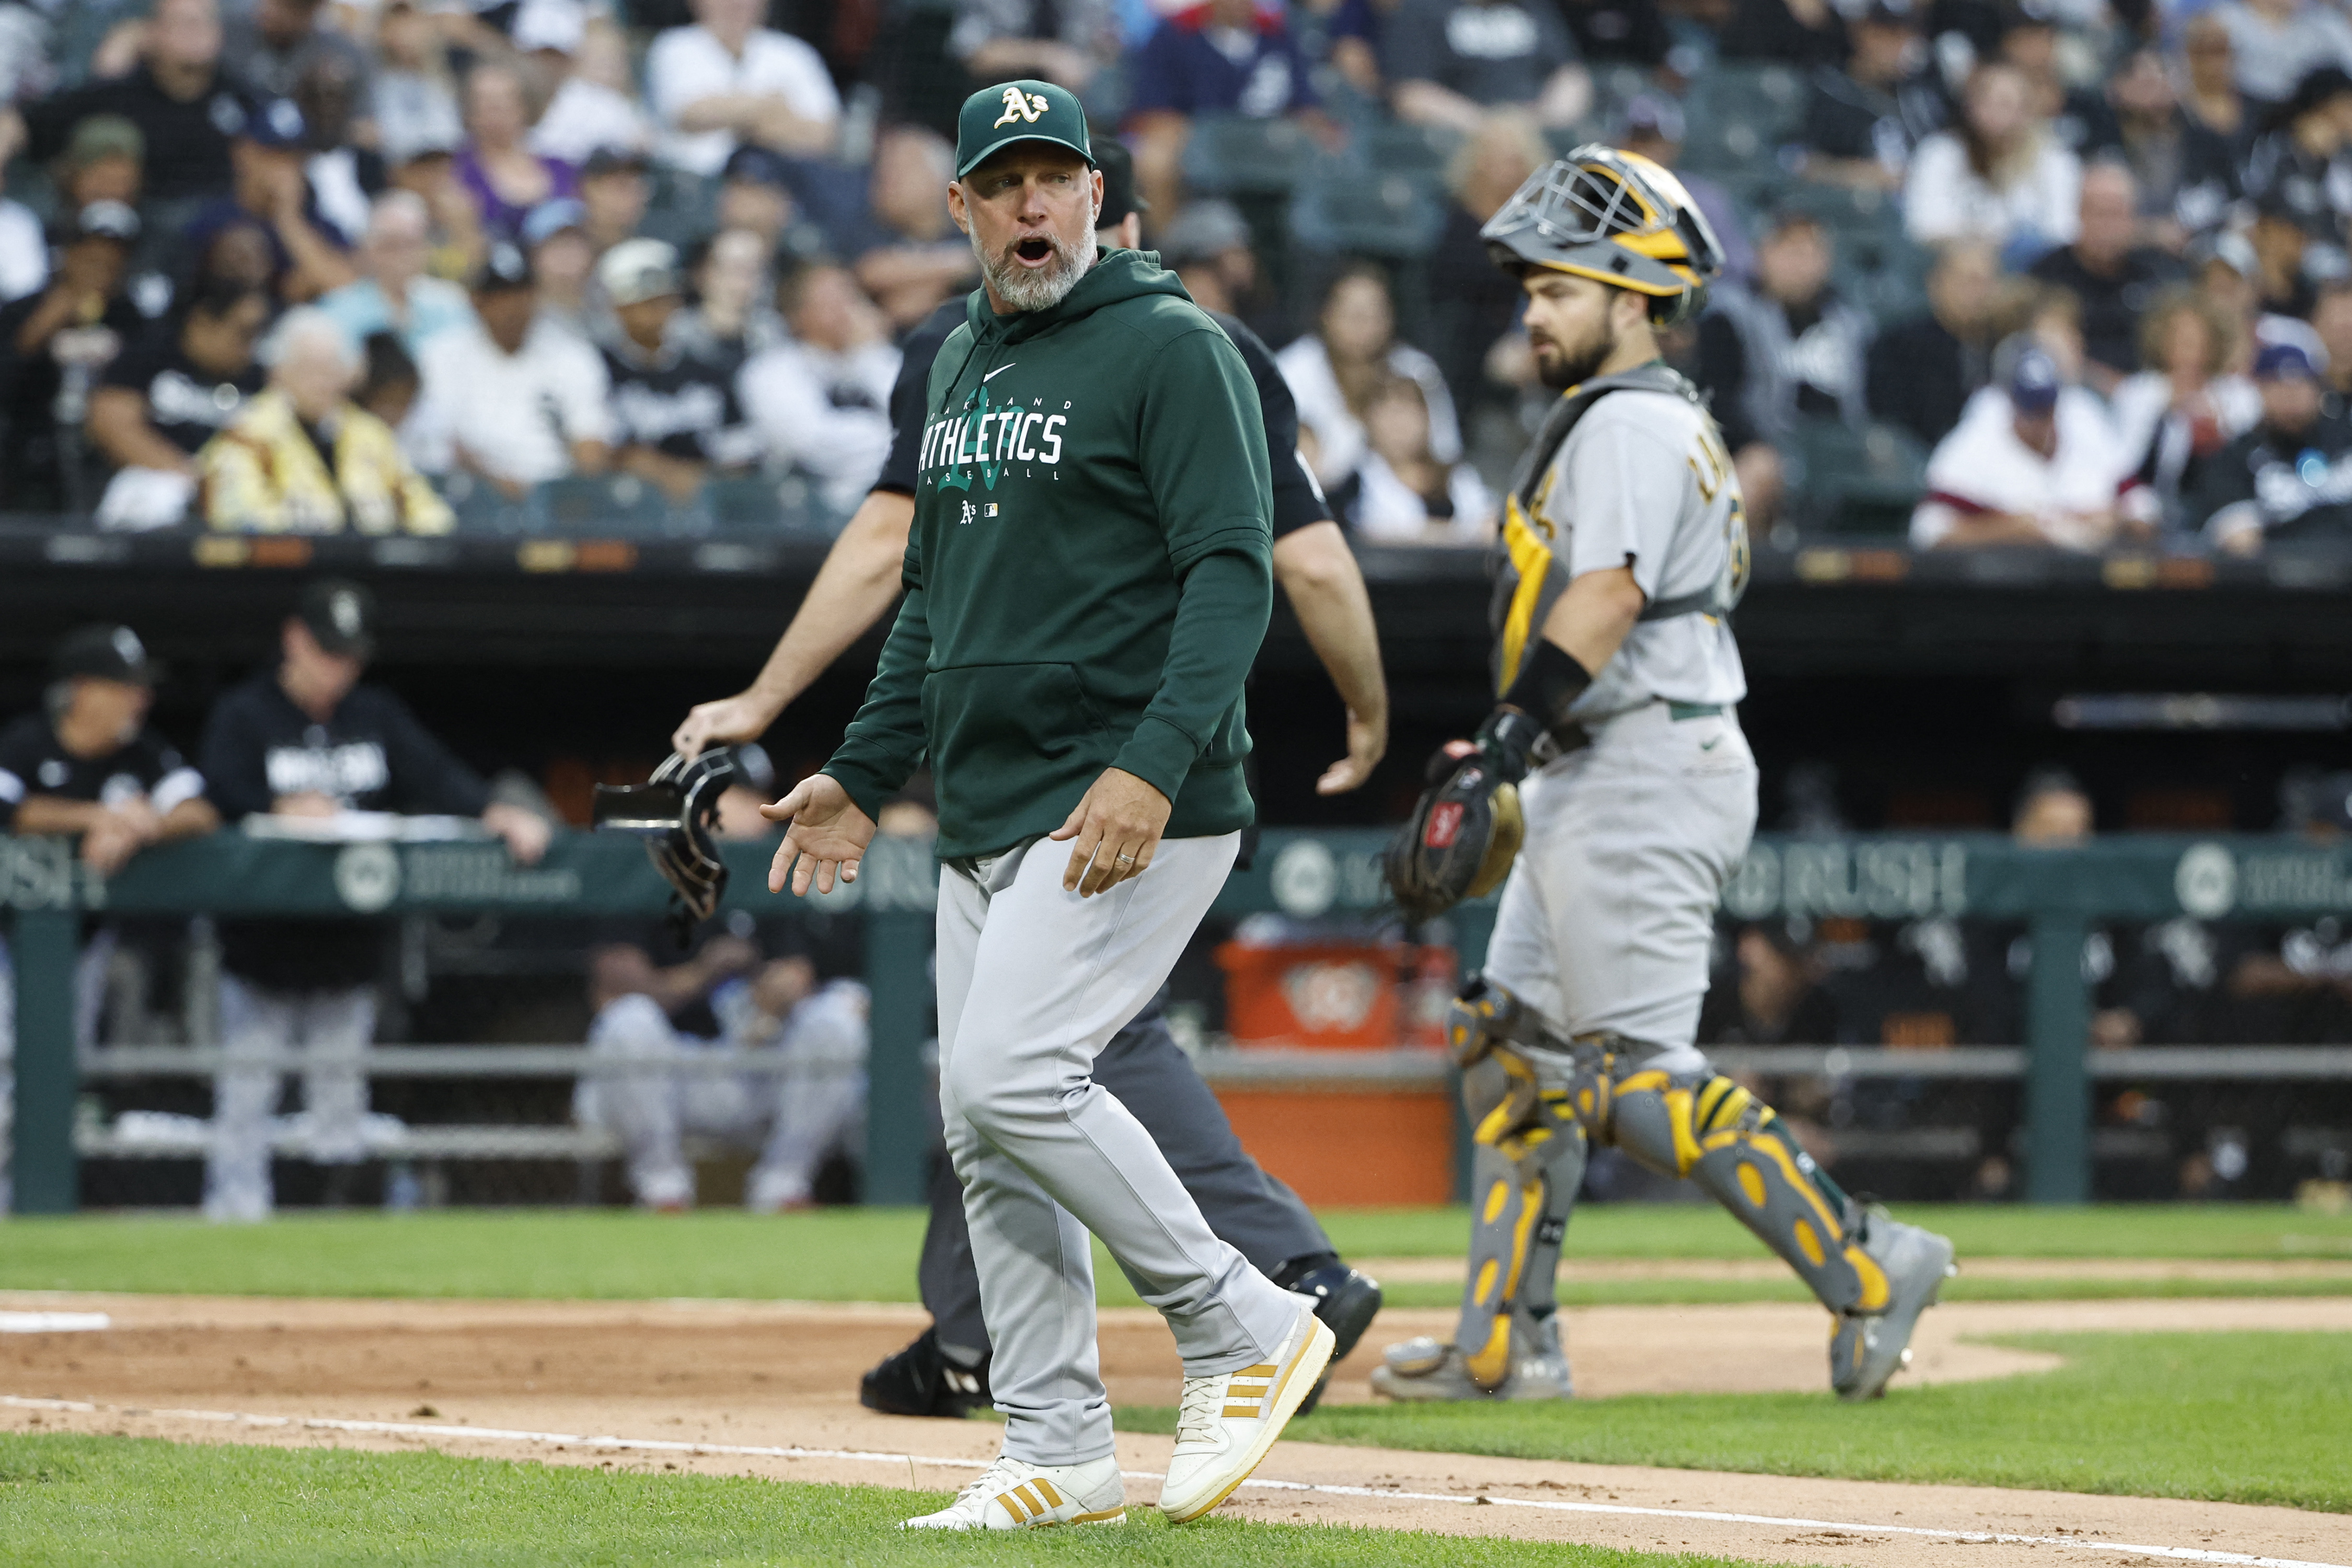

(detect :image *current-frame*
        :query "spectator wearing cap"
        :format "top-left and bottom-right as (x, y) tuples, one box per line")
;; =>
(847, 128), (981, 332)
(1911, 344), (2142, 549)
(524, 12), (655, 167)
(1160, 198), (1262, 321)
(185, 98), (357, 304)
(521, 199), (597, 343)
(291, 48), (385, 249)
(1423, 110), (1548, 421)
(370, 0), (464, 175)
(1619, 95), (1755, 284)
(455, 61), (578, 241)
(199, 307), (452, 534)
(715, 144), (825, 261)
(1278, 263), (1460, 489)
(2108, 289), (2261, 534)
(410, 242), (614, 498)
(1379, 0), (1588, 133)
(2249, 193), (2324, 319)
(9, 118), (147, 307)
(1796, 0), (1946, 193)
(0, 626), (217, 877)
(87, 282), (272, 529)
(674, 228), (781, 369)
(2194, 341), (2352, 552)
(0, 201), (144, 512)
(1697, 207), (1874, 531)
(2242, 67), (2352, 264)
(580, 147), (653, 256)
(22, 0), (256, 206)
(740, 259), (901, 515)
(224, 0), (371, 105)
(1867, 242), (2000, 447)
(596, 238), (762, 503)
(950, 0), (1122, 101)
(1128, 0), (1336, 218)
(2082, 47), (2239, 248)
(645, 0), (841, 178)
(2212, 0), (2352, 111)
(197, 579), (552, 1221)
(1904, 60), (2082, 256)
(318, 191), (474, 357)
(2027, 162), (2186, 393)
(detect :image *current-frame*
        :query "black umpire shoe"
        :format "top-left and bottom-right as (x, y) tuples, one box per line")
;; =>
(858, 1327), (992, 1418)
(1274, 1255), (1385, 1415)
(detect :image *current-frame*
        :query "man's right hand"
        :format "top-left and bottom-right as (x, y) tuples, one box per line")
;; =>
(672, 689), (782, 759)
(273, 792), (340, 817)
(762, 773), (876, 896)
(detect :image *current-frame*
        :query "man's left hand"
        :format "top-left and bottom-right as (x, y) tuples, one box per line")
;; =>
(1051, 767), (1171, 897)
(483, 802), (551, 864)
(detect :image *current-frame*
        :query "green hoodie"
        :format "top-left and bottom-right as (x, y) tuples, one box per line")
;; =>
(823, 247), (1274, 860)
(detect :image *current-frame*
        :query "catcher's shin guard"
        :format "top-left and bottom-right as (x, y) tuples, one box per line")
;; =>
(1446, 979), (1587, 1393)
(1593, 1053), (1888, 1317)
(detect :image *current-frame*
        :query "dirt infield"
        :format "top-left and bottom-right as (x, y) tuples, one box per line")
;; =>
(3, 1291), (2348, 1567)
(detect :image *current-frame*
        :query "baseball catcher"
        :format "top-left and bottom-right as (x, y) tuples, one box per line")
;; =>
(1376, 146), (1957, 1406)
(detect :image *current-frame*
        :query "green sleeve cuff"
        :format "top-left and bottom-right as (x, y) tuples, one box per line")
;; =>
(1112, 714), (1202, 804)
(820, 762), (896, 826)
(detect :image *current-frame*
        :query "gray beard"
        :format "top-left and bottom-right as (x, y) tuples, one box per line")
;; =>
(976, 227), (1097, 312)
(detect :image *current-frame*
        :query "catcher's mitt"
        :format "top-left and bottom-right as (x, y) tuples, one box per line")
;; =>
(1382, 748), (1525, 922)
(593, 748), (740, 946)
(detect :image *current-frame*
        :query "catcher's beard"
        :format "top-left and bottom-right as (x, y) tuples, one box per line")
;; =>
(974, 225), (1097, 312)
(1532, 306), (1621, 391)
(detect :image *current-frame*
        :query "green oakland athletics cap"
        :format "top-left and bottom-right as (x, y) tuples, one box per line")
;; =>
(955, 79), (1094, 179)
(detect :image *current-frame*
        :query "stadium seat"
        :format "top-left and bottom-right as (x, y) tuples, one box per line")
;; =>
(529, 474), (690, 538)
(1781, 417), (1928, 537)
(1182, 115), (1316, 197)
(701, 474), (840, 537)
(438, 472), (531, 537)
(1356, 122), (1462, 192)
(1289, 158), (1444, 259)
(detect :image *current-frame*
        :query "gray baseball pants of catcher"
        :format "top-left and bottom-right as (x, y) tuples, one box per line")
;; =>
(919, 992), (1332, 1364)
(936, 831), (1302, 1466)
(1482, 700), (1760, 1069)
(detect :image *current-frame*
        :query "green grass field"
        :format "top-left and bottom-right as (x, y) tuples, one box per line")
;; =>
(0, 1434), (1755, 1568)
(1119, 1331), (2352, 1513)
(2, 1205), (2345, 1305)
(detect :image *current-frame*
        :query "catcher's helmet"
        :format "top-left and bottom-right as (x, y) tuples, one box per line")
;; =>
(1480, 145), (1725, 326)
(593, 747), (740, 945)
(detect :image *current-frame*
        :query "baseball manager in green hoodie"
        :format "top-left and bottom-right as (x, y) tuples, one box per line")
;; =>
(760, 82), (1333, 1531)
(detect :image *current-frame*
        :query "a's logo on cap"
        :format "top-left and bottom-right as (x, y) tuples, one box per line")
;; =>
(110, 627), (144, 665)
(994, 87), (1050, 128)
(331, 591), (361, 637)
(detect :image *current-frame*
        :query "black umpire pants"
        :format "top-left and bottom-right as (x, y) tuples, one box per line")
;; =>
(917, 996), (1333, 1361)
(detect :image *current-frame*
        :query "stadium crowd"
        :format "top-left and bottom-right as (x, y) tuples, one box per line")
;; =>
(0, 0), (2348, 545)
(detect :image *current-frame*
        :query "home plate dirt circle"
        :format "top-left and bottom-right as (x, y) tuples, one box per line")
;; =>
(3, 1292), (2347, 1568)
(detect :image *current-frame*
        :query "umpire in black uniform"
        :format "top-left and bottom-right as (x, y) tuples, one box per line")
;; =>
(673, 144), (1390, 1416)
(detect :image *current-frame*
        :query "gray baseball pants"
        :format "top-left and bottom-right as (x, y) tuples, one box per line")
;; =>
(936, 832), (1300, 1466)
(919, 994), (1333, 1364)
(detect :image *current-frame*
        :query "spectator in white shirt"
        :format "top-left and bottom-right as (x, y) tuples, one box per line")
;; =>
(1334, 374), (1496, 544)
(2212, 0), (2352, 108)
(738, 260), (901, 516)
(523, 9), (656, 165)
(371, 0), (464, 169)
(647, 0), (841, 178)
(1912, 345), (2145, 550)
(1905, 60), (2082, 256)
(409, 241), (614, 497)
(1277, 263), (1461, 489)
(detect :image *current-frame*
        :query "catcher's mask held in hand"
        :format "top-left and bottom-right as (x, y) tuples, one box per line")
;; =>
(1383, 755), (1525, 922)
(1480, 145), (1725, 327)
(593, 748), (740, 945)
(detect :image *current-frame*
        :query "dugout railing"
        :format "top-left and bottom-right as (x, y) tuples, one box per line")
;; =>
(8, 828), (2352, 1212)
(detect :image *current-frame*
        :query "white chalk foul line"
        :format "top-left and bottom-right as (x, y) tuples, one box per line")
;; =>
(3, 1393), (2342, 1568)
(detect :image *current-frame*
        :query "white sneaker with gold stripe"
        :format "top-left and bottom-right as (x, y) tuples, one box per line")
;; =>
(1158, 1303), (1336, 1523)
(900, 1454), (1125, 1530)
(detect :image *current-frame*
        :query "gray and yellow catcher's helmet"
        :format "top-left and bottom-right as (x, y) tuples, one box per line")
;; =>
(1480, 145), (1726, 327)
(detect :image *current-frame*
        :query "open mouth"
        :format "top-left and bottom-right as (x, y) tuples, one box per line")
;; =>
(1013, 237), (1055, 268)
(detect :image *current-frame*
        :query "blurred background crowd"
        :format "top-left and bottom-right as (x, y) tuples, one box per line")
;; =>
(8, 0), (2352, 544)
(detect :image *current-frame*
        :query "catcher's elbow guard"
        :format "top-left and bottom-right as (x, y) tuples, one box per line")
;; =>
(1383, 756), (1525, 921)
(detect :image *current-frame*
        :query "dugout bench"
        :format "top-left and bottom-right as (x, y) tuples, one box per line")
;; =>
(8, 828), (2352, 1213)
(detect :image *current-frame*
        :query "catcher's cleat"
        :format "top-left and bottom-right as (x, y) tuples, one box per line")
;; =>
(1368, 1323), (1573, 1403)
(1830, 1212), (1956, 1401)
(901, 1454), (1125, 1530)
(1276, 1260), (1383, 1415)
(859, 1328), (993, 1419)
(1159, 1304), (1334, 1523)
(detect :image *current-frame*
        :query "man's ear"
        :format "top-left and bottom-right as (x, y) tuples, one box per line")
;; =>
(946, 179), (970, 236)
(1090, 167), (1104, 227)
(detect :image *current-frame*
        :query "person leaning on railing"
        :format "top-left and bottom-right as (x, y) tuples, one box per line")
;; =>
(196, 307), (452, 535)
